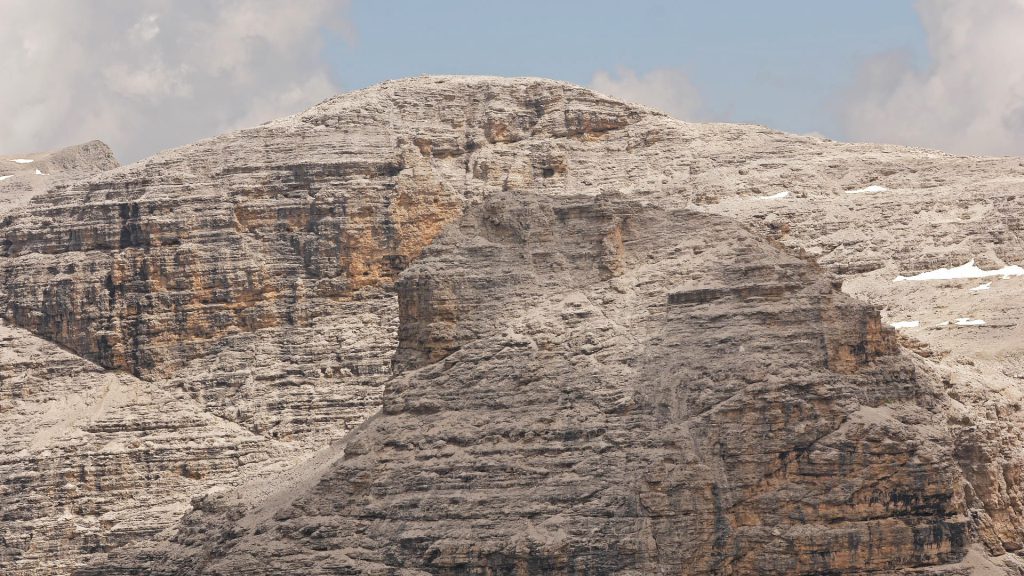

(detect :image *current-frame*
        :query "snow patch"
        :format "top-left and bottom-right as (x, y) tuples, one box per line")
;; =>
(955, 317), (985, 326)
(11, 158), (33, 164)
(0, 175), (13, 181)
(33, 169), (47, 176)
(894, 259), (1024, 282)
(969, 282), (991, 291)
(845, 185), (888, 194)
(756, 191), (790, 200)
(890, 320), (919, 329)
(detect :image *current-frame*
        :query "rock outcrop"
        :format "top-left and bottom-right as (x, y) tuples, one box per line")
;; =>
(94, 192), (976, 575)
(0, 320), (290, 576)
(0, 141), (119, 209)
(703, 154), (1024, 561)
(3, 76), (1024, 574)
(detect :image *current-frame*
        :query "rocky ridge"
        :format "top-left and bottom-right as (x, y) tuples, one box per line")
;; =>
(0, 76), (1023, 574)
(0, 141), (119, 209)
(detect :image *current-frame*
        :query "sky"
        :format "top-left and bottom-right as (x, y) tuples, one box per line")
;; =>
(2, 0), (1023, 162)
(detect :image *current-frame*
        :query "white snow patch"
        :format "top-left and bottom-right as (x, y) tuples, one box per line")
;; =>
(11, 158), (33, 164)
(955, 317), (986, 326)
(969, 282), (991, 291)
(845, 185), (889, 194)
(890, 320), (919, 329)
(756, 191), (790, 200)
(894, 259), (1024, 282)
(937, 321), (950, 326)
(0, 175), (13, 181)
(33, 169), (47, 176)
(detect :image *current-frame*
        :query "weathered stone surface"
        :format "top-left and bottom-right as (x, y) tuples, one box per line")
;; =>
(165, 294), (397, 444)
(3, 76), (1024, 575)
(0, 140), (119, 210)
(1, 77), (658, 448)
(0, 320), (289, 576)
(703, 156), (1024, 562)
(99, 192), (977, 575)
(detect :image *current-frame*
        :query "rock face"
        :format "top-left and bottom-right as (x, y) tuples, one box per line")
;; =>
(1, 77), (661, 449)
(3, 76), (1024, 575)
(110, 192), (977, 575)
(0, 320), (289, 576)
(704, 158), (1024, 561)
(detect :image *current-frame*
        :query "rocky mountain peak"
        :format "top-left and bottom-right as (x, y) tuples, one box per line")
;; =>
(2, 76), (1024, 575)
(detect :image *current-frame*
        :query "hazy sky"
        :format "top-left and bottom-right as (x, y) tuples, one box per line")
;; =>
(331, 1), (927, 138)
(2, 1), (1023, 162)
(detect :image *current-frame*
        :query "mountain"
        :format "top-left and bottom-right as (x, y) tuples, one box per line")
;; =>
(1, 76), (1023, 574)
(0, 140), (119, 209)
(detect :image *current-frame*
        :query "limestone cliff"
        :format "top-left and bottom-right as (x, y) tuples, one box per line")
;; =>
(102, 192), (981, 575)
(2, 77), (1024, 575)
(0, 320), (292, 575)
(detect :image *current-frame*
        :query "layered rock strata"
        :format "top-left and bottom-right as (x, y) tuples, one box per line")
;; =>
(0, 141), (119, 209)
(0, 321), (287, 576)
(96, 192), (981, 575)
(2, 76), (1024, 574)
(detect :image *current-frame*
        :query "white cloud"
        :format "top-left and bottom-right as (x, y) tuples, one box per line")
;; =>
(0, 0), (348, 162)
(589, 68), (702, 121)
(842, 0), (1024, 156)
